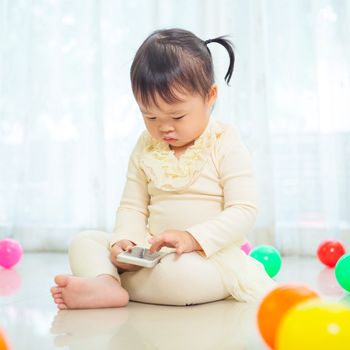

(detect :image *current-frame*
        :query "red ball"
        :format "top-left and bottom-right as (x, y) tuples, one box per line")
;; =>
(317, 240), (346, 267)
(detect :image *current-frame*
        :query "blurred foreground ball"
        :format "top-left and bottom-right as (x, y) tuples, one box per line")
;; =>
(257, 284), (319, 349)
(276, 300), (350, 350)
(249, 245), (282, 277)
(335, 253), (350, 292)
(0, 328), (10, 350)
(317, 240), (345, 268)
(0, 239), (23, 269)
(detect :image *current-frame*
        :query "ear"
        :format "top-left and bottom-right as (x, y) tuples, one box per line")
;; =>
(207, 84), (218, 107)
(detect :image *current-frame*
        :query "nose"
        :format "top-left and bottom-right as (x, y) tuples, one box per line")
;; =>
(159, 123), (175, 134)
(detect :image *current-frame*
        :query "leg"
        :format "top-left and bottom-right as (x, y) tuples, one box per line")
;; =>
(120, 252), (230, 305)
(51, 230), (129, 309)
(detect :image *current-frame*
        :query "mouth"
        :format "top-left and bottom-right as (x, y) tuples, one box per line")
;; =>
(163, 137), (177, 143)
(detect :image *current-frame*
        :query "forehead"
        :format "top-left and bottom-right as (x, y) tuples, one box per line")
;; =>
(137, 91), (203, 115)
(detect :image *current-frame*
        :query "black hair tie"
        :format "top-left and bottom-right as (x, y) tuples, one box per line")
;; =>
(205, 39), (213, 45)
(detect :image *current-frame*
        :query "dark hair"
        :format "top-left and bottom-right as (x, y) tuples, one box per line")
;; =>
(130, 28), (235, 108)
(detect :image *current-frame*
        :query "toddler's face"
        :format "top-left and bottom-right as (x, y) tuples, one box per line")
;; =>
(137, 85), (217, 152)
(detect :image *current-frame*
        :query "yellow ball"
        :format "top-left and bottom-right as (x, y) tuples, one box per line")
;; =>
(276, 300), (350, 350)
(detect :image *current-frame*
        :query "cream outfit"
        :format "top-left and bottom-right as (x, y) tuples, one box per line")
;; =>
(69, 119), (275, 305)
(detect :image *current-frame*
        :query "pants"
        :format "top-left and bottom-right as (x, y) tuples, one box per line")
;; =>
(68, 230), (230, 306)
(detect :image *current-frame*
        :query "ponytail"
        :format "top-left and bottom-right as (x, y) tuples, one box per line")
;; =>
(204, 36), (235, 85)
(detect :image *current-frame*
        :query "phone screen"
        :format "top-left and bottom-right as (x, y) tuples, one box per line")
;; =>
(124, 247), (161, 261)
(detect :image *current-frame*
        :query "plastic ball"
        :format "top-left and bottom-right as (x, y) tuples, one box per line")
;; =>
(335, 253), (350, 292)
(0, 239), (23, 269)
(249, 245), (282, 277)
(276, 300), (350, 350)
(240, 241), (252, 255)
(0, 328), (10, 350)
(317, 240), (346, 268)
(257, 284), (319, 349)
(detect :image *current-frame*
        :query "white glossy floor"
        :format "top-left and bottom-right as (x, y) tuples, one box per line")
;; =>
(0, 253), (347, 350)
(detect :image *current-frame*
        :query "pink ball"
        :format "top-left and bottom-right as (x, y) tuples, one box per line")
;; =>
(0, 239), (23, 269)
(241, 241), (252, 255)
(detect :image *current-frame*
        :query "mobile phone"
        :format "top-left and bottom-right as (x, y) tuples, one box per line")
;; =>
(116, 247), (164, 268)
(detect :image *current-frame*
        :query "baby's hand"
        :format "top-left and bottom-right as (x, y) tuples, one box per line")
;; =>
(110, 240), (142, 272)
(148, 230), (202, 255)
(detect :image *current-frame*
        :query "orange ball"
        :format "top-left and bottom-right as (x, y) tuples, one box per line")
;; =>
(257, 284), (319, 349)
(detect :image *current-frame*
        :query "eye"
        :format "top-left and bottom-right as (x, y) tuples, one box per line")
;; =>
(146, 117), (156, 120)
(173, 115), (185, 120)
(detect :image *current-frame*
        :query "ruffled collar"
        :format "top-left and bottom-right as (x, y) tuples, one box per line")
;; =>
(139, 119), (224, 192)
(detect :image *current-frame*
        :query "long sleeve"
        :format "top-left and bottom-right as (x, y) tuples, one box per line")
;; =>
(186, 125), (258, 257)
(109, 134), (150, 247)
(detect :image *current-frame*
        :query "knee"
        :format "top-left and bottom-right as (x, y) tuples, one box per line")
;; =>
(68, 230), (108, 252)
(71, 230), (107, 243)
(69, 230), (95, 246)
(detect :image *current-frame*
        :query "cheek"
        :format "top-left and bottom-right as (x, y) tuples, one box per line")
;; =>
(143, 118), (152, 128)
(144, 122), (159, 137)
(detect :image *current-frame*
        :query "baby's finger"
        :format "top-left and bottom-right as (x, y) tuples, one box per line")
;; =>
(119, 240), (135, 252)
(149, 242), (162, 253)
(111, 244), (123, 256)
(150, 236), (181, 253)
(111, 246), (124, 260)
(149, 238), (167, 253)
(175, 242), (185, 255)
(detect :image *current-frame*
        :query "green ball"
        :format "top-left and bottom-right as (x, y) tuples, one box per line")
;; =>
(335, 253), (350, 292)
(249, 245), (282, 278)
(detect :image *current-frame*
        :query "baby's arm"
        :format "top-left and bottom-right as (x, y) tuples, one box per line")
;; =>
(185, 125), (258, 257)
(109, 134), (150, 248)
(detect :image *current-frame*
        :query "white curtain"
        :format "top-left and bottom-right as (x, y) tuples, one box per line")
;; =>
(1, 0), (349, 254)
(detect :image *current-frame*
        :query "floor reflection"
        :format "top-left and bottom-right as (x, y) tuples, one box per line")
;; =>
(50, 299), (258, 350)
(0, 268), (21, 296)
(317, 267), (344, 298)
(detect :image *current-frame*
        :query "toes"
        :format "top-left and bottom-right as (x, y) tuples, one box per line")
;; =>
(54, 275), (69, 287)
(54, 297), (64, 305)
(51, 286), (61, 295)
(58, 303), (68, 310)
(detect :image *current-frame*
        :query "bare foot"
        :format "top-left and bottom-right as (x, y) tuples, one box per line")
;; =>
(50, 274), (129, 309)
